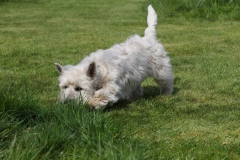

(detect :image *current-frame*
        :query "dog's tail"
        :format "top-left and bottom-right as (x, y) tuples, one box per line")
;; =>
(144, 5), (157, 39)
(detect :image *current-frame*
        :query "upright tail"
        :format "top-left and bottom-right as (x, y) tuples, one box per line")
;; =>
(144, 5), (157, 38)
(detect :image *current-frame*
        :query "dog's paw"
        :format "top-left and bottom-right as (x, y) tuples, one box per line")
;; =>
(88, 93), (109, 109)
(88, 100), (108, 109)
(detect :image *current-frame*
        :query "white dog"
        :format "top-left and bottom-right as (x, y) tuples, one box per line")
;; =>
(55, 5), (173, 109)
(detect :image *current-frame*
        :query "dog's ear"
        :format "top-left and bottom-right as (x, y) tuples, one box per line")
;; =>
(54, 63), (63, 75)
(87, 62), (96, 79)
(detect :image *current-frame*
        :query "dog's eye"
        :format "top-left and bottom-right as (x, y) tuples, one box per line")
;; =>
(63, 86), (68, 89)
(75, 87), (82, 91)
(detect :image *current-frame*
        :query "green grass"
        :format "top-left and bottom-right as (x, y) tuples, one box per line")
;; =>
(1, 0), (240, 159)
(143, 0), (240, 21)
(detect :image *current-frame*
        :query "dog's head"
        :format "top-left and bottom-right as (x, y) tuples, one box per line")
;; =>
(54, 62), (97, 104)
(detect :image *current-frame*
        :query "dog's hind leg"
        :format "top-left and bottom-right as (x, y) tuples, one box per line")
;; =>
(152, 63), (174, 95)
(155, 77), (173, 95)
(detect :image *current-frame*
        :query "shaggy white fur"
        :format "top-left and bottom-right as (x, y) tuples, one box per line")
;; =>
(55, 5), (173, 109)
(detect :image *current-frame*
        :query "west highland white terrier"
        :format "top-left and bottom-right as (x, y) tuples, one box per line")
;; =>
(55, 5), (173, 109)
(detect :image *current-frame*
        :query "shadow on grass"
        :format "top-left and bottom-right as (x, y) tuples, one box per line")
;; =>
(144, 76), (180, 98)
(105, 77), (180, 111)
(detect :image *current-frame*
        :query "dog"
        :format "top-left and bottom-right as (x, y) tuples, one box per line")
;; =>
(55, 5), (173, 109)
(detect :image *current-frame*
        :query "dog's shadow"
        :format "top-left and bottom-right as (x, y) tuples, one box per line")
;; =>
(104, 77), (180, 111)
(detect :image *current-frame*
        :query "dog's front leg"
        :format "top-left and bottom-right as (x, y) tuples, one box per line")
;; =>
(88, 86), (118, 109)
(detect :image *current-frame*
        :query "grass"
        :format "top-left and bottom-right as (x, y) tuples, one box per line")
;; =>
(0, 87), (147, 159)
(1, 0), (240, 159)
(143, 0), (240, 21)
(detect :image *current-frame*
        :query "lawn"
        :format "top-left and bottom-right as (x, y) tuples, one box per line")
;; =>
(1, 0), (240, 159)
